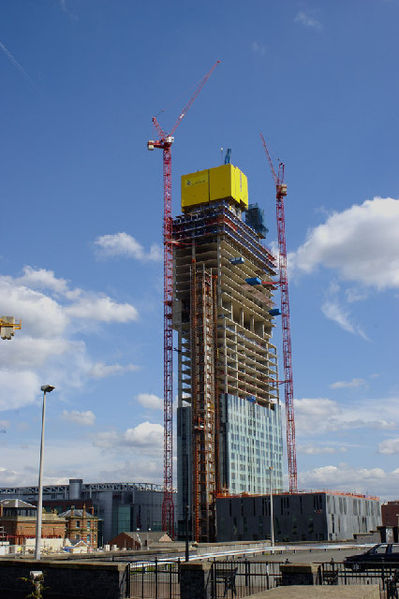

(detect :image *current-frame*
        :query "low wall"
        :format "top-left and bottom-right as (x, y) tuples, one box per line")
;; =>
(0, 559), (129, 599)
(196, 540), (271, 555)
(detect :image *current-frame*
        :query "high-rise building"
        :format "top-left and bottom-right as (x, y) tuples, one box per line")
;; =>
(173, 163), (284, 542)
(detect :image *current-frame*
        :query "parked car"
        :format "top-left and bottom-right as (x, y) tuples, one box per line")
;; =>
(344, 544), (399, 571)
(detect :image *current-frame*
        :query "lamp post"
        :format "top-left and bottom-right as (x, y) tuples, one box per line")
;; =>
(147, 527), (151, 550)
(35, 384), (55, 560)
(269, 466), (275, 551)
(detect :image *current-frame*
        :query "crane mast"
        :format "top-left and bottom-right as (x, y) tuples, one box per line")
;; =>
(260, 133), (298, 494)
(147, 61), (220, 537)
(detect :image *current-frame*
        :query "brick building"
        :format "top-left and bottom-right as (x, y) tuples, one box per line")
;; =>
(382, 501), (399, 527)
(60, 505), (99, 548)
(0, 499), (65, 544)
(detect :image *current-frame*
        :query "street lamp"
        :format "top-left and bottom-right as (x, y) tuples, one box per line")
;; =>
(147, 527), (151, 550)
(269, 466), (275, 551)
(34, 384), (55, 560)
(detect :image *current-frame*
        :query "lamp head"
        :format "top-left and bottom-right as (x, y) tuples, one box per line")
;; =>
(41, 385), (55, 393)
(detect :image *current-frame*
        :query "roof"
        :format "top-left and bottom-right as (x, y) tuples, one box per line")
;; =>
(0, 499), (36, 509)
(59, 509), (97, 519)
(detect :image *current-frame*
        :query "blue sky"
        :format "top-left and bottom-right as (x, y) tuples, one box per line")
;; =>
(0, 0), (398, 500)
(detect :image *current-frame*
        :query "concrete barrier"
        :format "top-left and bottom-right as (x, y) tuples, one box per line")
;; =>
(0, 558), (129, 599)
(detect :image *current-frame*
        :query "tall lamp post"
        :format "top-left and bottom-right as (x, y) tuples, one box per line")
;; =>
(269, 466), (275, 551)
(35, 384), (55, 560)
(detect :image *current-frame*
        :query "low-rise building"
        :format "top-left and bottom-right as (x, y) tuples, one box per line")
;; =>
(60, 505), (99, 548)
(216, 491), (381, 543)
(0, 499), (65, 545)
(0, 478), (167, 543)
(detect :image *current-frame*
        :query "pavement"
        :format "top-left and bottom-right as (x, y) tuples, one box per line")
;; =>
(248, 586), (380, 598)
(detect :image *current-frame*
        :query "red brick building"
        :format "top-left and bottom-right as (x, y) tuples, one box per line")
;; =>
(382, 501), (399, 527)
(60, 505), (99, 548)
(0, 499), (65, 544)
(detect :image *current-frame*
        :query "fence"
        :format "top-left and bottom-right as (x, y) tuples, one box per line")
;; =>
(209, 559), (283, 598)
(318, 561), (399, 599)
(129, 559), (180, 599)
(128, 558), (399, 599)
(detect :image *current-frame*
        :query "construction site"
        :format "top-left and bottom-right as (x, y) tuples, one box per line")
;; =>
(146, 61), (381, 547)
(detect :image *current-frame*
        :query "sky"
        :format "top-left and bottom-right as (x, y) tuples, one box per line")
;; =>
(0, 0), (398, 501)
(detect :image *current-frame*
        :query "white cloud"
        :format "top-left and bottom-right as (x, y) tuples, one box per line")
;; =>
(0, 267), (140, 411)
(294, 396), (399, 436)
(0, 278), (68, 338)
(94, 233), (161, 262)
(379, 438), (399, 455)
(291, 197), (399, 290)
(62, 410), (96, 426)
(136, 393), (163, 410)
(17, 266), (69, 295)
(66, 295), (138, 322)
(294, 10), (322, 29)
(321, 281), (368, 339)
(93, 421), (163, 451)
(298, 445), (347, 455)
(345, 287), (369, 303)
(299, 463), (398, 498)
(88, 362), (139, 378)
(330, 378), (367, 389)
(0, 420), (8, 433)
(0, 370), (41, 411)
(0, 465), (20, 486)
(251, 41), (266, 56)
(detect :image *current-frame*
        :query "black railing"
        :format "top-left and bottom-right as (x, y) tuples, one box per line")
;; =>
(127, 557), (399, 599)
(209, 560), (284, 599)
(129, 558), (180, 599)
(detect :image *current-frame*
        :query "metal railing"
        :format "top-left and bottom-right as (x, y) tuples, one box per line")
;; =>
(318, 561), (399, 598)
(129, 559), (180, 599)
(208, 560), (283, 599)
(127, 558), (399, 599)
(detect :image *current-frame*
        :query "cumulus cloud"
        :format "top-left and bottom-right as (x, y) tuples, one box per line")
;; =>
(291, 197), (399, 290)
(62, 410), (96, 426)
(93, 421), (163, 451)
(299, 463), (399, 498)
(66, 295), (138, 322)
(294, 10), (322, 29)
(379, 438), (399, 455)
(0, 370), (41, 411)
(330, 378), (367, 389)
(0, 267), (140, 411)
(94, 233), (161, 262)
(294, 397), (399, 436)
(88, 362), (139, 378)
(17, 266), (69, 295)
(136, 393), (163, 410)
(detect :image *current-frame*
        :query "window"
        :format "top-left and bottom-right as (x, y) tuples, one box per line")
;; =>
(76, 520), (80, 528)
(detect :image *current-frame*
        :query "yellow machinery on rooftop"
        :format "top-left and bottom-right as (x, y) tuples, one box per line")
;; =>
(181, 163), (248, 211)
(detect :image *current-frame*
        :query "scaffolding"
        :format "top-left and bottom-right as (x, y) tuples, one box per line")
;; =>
(190, 262), (218, 541)
(174, 201), (282, 541)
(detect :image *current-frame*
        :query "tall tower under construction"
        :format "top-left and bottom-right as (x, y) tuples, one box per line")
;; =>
(173, 163), (284, 542)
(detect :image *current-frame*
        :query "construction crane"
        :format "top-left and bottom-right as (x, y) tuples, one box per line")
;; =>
(260, 133), (298, 494)
(0, 317), (21, 340)
(147, 60), (220, 537)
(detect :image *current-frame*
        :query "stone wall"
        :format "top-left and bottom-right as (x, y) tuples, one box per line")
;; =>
(0, 558), (128, 599)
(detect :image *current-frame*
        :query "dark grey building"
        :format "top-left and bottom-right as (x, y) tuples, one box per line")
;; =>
(0, 479), (167, 543)
(216, 491), (381, 543)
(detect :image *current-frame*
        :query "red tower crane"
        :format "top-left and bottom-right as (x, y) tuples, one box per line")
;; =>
(147, 60), (220, 537)
(260, 133), (298, 494)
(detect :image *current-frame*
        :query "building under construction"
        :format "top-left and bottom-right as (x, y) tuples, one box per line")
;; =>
(173, 163), (284, 542)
